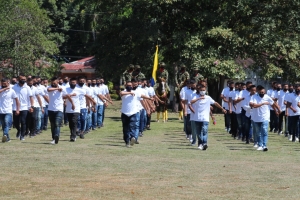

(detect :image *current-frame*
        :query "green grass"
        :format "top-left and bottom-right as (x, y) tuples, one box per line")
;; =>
(1, 101), (300, 199)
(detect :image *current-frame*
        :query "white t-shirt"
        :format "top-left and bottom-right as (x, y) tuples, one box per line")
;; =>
(30, 86), (41, 108)
(77, 85), (91, 109)
(99, 84), (109, 95)
(182, 88), (193, 114)
(0, 88), (17, 114)
(277, 90), (288, 112)
(136, 87), (146, 111)
(221, 87), (230, 108)
(65, 87), (86, 113)
(285, 92), (294, 116)
(37, 85), (48, 107)
(229, 90), (242, 113)
(190, 95), (215, 122)
(250, 94), (274, 122)
(146, 86), (155, 97)
(12, 84), (33, 111)
(243, 94), (254, 118)
(121, 90), (142, 116)
(222, 88), (233, 110)
(96, 86), (106, 105)
(286, 93), (300, 116)
(188, 91), (198, 121)
(47, 86), (67, 112)
(267, 89), (278, 110)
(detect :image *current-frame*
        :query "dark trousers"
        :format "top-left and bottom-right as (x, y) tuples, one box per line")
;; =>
(26, 107), (39, 135)
(67, 113), (80, 140)
(121, 113), (137, 144)
(230, 112), (238, 137)
(225, 109), (231, 130)
(270, 110), (279, 131)
(48, 111), (63, 139)
(290, 115), (300, 141)
(147, 114), (151, 126)
(278, 111), (287, 133)
(244, 115), (251, 141)
(63, 106), (68, 124)
(184, 114), (192, 136)
(13, 110), (28, 138)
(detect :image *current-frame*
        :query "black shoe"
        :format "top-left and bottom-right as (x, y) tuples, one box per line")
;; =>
(135, 140), (139, 144)
(203, 144), (208, 150)
(16, 131), (20, 139)
(139, 132), (143, 137)
(273, 129), (278, 133)
(250, 138), (254, 143)
(54, 136), (59, 144)
(263, 147), (268, 151)
(70, 138), (76, 142)
(80, 134), (84, 139)
(146, 127), (151, 130)
(76, 131), (80, 136)
(97, 126), (101, 129)
(92, 127), (95, 130)
(43, 127), (47, 131)
(246, 140), (250, 144)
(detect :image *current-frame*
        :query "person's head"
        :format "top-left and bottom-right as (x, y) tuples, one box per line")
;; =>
(246, 81), (252, 90)
(58, 78), (63, 85)
(256, 85), (263, 93)
(227, 80), (232, 87)
(240, 82), (246, 90)
(249, 85), (256, 95)
(131, 79), (138, 90)
(135, 65), (141, 72)
(1, 78), (9, 88)
(193, 67), (199, 74)
(11, 77), (17, 85)
(235, 82), (240, 90)
(96, 78), (101, 86)
(69, 77), (77, 89)
(147, 80), (151, 87)
(200, 80), (207, 87)
(43, 79), (48, 86)
(27, 75), (32, 79)
(258, 87), (266, 98)
(63, 76), (69, 84)
(198, 84), (207, 96)
(36, 76), (41, 84)
(272, 81), (278, 89)
(31, 76), (38, 86)
(91, 78), (97, 87)
(128, 64), (134, 72)
(180, 64), (186, 72)
(138, 79), (143, 87)
(27, 78), (33, 87)
(289, 84), (294, 93)
(296, 85), (300, 95)
(283, 83), (288, 92)
(18, 74), (26, 85)
(277, 83), (282, 91)
(229, 82), (234, 90)
(87, 79), (92, 87)
(125, 81), (133, 91)
(78, 76), (86, 87)
(190, 79), (196, 91)
(100, 78), (104, 84)
(51, 77), (58, 87)
(159, 62), (166, 72)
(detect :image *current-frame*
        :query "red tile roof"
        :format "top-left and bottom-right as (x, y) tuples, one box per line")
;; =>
(61, 56), (96, 70)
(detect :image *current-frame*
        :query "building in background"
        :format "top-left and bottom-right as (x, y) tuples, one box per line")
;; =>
(61, 56), (96, 78)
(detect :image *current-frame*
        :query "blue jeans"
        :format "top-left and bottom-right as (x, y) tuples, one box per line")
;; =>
(193, 121), (209, 145)
(135, 111), (140, 140)
(139, 109), (146, 133)
(85, 110), (92, 131)
(121, 113), (137, 144)
(77, 108), (88, 132)
(102, 105), (106, 124)
(42, 105), (48, 129)
(253, 121), (269, 147)
(97, 105), (104, 127)
(0, 114), (12, 140)
(251, 120), (257, 143)
(36, 107), (42, 132)
(48, 111), (63, 139)
(92, 105), (98, 128)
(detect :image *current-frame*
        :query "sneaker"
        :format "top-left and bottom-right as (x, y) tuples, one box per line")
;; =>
(202, 144), (208, 150)
(16, 131), (20, 139)
(2, 135), (7, 143)
(296, 137), (299, 142)
(198, 144), (203, 150)
(54, 136), (59, 144)
(43, 126), (47, 131)
(253, 144), (258, 148)
(135, 140), (139, 144)
(92, 127), (95, 130)
(70, 138), (76, 142)
(146, 127), (151, 130)
(139, 132), (143, 137)
(289, 135), (293, 141)
(245, 140), (250, 144)
(125, 143), (131, 148)
(6, 139), (11, 142)
(273, 129), (278, 133)
(80, 134), (85, 139)
(257, 146), (264, 151)
(20, 137), (25, 141)
(263, 147), (268, 151)
(278, 131), (283, 135)
(50, 140), (55, 145)
(97, 126), (101, 129)
(130, 137), (136, 146)
(269, 128), (274, 132)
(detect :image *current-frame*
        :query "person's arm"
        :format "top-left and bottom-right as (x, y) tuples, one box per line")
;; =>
(250, 101), (269, 108)
(47, 87), (62, 92)
(213, 102), (226, 113)
(120, 91), (134, 97)
(97, 94), (113, 104)
(64, 95), (75, 110)
(288, 101), (297, 113)
(191, 96), (205, 104)
(43, 95), (49, 103)
(0, 87), (10, 93)
(188, 104), (195, 113)
(14, 97), (20, 115)
(30, 96), (34, 107)
(228, 97), (232, 113)
(141, 94), (153, 101)
(85, 94), (96, 106)
(36, 95), (44, 113)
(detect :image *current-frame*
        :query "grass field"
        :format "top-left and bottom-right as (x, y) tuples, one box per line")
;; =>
(1, 101), (300, 199)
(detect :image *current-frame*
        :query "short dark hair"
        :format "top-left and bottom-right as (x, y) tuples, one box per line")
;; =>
(131, 79), (137, 83)
(249, 85), (256, 89)
(246, 81), (252, 85)
(27, 78), (33, 82)
(70, 77), (77, 81)
(51, 77), (58, 82)
(1, 78), (9, 82)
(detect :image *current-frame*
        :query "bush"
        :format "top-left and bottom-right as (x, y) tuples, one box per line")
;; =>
(110, 94), (119, 100)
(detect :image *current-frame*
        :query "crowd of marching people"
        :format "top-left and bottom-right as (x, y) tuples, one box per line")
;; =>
(1, 70), (298, 152)
(0, 75), (112, 144)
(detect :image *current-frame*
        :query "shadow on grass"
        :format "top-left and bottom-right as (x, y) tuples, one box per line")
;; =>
(168, 147), (198, 150)
(108, 117), (122, 122)
(95, 143), (124, 147)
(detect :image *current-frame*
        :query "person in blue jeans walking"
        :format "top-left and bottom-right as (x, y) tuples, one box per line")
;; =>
(47, 77), (74, 144)
(250, 87), (280, 151)
(189, 84), (226, 150)
(0, 78), (20, 142)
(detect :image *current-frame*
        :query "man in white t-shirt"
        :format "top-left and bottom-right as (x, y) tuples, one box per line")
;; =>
(12, 74), (34, 141)
(285, 84), (294, 138)
(242, 85), (256, 144)
(41, 78), (49, 130)
(99, 78), (112, 127)
(286, 85), (300, 142)
(228, 82), (239, 139)
(250, 86), (280, 151)
(220, 80), (232, 132)
(277, 83), (288, 135)
(65, 78), (83, 141)
(190, 84), (226, 150)
(0, 78), (20, 143)
(47, 77), (74, 144)
(145, 80), (156, 130)
(267, 81), (279, 132)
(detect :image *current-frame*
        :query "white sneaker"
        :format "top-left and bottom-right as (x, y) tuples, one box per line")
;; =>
(198, 144), (203, 150)
(50, 140), (55, 145)
(253, 144), (258, 148)
(296, 137), (299, 142)
(257, 146), (264, 151)
(289, 135), (293, 141)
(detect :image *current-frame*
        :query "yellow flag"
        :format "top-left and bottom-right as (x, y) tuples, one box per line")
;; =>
(152, 45), (159, 82)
